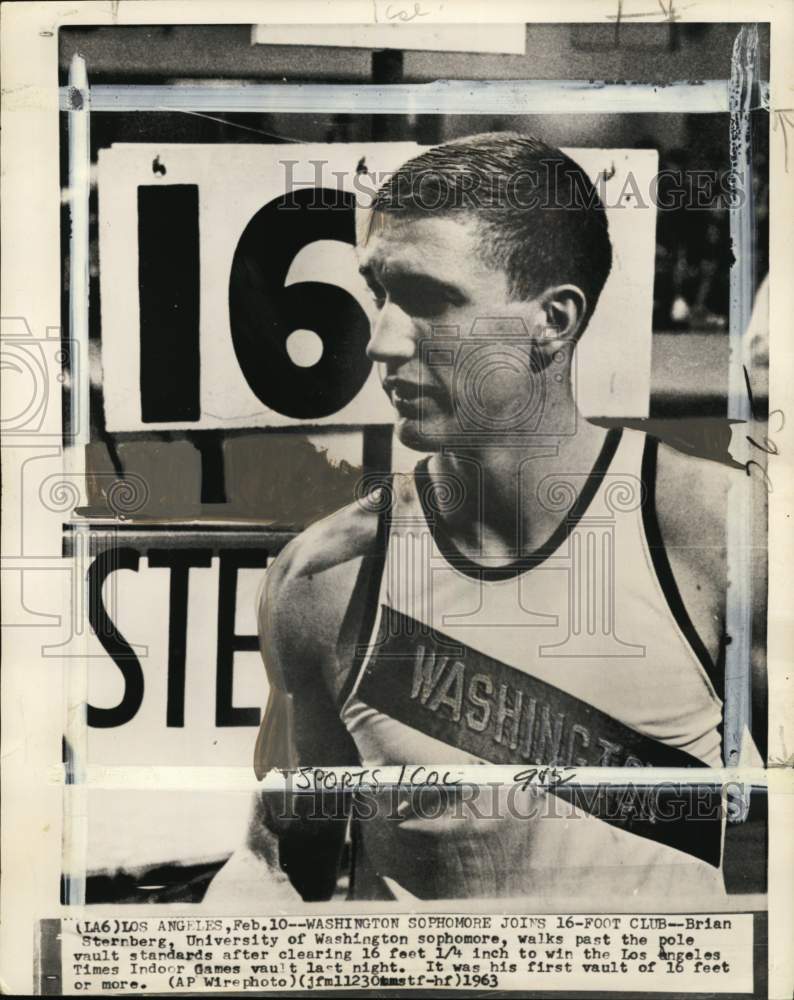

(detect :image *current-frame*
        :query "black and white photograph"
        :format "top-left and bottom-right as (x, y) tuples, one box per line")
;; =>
(1, 3), (792, 997)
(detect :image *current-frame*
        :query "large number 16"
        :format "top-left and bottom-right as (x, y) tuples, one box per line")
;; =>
(138, 185), (372, 423)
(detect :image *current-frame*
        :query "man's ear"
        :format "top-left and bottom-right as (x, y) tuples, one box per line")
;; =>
(538, 284), (588, 345)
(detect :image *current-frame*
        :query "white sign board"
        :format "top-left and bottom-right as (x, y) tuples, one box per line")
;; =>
(99, 142), (419, 432)
(567, 147), (657, 420)
(84, 549), (269, 769)
(99, 143), (656, 431)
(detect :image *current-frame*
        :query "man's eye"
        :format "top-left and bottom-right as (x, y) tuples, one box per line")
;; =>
(394, 290), (447, 319)
(391, 278), (463, 319)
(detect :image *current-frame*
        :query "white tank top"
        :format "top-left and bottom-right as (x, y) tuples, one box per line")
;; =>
(341, 428), (727, 901)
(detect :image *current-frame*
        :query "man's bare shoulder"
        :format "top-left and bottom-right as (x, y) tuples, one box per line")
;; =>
(272, 496), (382, 586)
(655, 439), (736, 548)
(654, 435), (767, 539)
(259, 497), (382, 690)
(652, 439), (742, 662)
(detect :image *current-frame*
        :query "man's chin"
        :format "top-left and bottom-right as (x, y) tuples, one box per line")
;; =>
(395, 417), (443, 453)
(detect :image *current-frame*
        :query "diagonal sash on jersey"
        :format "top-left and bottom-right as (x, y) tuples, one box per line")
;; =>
(356, 605), (722, 867)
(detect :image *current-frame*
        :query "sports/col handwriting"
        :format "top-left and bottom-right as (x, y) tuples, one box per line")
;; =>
(278, 766), (578, 791)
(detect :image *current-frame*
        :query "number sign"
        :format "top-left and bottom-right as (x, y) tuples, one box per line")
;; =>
(98, 143), (657, 431)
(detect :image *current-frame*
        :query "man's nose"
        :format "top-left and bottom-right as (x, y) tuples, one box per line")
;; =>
(366, 302), (417, 363)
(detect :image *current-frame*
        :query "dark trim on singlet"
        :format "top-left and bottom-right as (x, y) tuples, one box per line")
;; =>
(335, 489), (393, 710)
(640, 434), (722, 698)
(337, 492), (394, 900)
(414, 428), (623, 582)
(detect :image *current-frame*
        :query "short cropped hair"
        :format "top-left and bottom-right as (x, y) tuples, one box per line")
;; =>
(371, 132), (613, 331)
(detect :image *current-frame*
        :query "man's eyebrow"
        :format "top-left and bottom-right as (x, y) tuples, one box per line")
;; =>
(358, 262), (468, 303)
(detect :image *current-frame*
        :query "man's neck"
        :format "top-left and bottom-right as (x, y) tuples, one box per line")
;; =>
(430, 397), (609, 562)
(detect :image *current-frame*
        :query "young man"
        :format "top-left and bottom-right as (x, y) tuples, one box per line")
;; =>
(206, 133), (763, 906)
